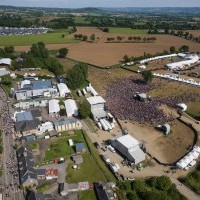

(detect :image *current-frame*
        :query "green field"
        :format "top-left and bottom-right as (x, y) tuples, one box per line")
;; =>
(44, 130), (84, 161)
(67, 153), (107, 183)
(79, 190), (96, 200)
(0, 29), (79, 46)
(108, 27), (147, 34)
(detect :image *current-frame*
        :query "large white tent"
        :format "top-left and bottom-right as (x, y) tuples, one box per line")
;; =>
(49, 99), (60, 114)
(0, 58), (11, 66)
(64, 99), (78, 117)
(177, 103), (187, 112)
(57, 83), (71, 97)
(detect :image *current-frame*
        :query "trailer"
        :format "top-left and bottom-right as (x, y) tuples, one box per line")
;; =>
(103, 119), (113, 131)
(77, 90), (82, 96)
(90, 86), (98, 96)
(82, 89), (87, 96)
(96, 122), (102, 129)
(100, 119), (108, 131)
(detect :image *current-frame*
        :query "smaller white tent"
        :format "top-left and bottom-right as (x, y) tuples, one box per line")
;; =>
(49, 99), (60, 114)
(57, 83), (71, 97)
(64, 99), (78, 117)
(177, 103), (187, 112)
(176, 160), (188, 169)
(139, 65), (146, 69)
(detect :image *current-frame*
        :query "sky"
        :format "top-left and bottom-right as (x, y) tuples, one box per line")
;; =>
(0, 0), (199, 8)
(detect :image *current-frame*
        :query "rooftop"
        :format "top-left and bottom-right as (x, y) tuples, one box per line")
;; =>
(87, 96), (106, 105)
(32, 79), (52, 90)
(116, 134), (140, 149)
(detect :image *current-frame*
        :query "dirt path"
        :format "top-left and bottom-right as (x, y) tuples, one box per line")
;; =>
(170, 177), (199, 200)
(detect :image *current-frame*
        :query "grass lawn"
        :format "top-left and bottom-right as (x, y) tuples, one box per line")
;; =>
(180, 165), (200, 194)
(186, 99), (200, 120)
(37, 182), (52, 192)
(66, 131), (116, 183)
(67, 153), (107, 183)
(108, 27), (147, 34)
(26, 142), (39, 150)
(79, 190), (96, 200)
(0, 29), (78, 46)
(44, 130), (85, 161)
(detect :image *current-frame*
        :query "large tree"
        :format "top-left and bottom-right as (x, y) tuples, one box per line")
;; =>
(79, 101), (90, 119)
(58, 48), (68, 58)
(141, 71), (153, 84)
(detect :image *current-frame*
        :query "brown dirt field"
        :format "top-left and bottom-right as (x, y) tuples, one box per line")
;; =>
(186, 30), (200, 37)
(67, 34), (200, 66)
(13, 27), (200, 67)
(119, 118), (195, 164)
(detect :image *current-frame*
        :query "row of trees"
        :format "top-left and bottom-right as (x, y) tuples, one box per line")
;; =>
(0, 46), (16, 59)
(11, 42), (64, 76)
(170, 30), (200, 43)
(107, 36), (157, 43)
(123, 45), (190, 63)
(74, 33), (97, 42)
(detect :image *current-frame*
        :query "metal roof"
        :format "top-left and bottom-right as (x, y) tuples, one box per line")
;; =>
(87, 96), (106, 105)
(64, 99), (78, 117)
(54, 118), (79, 127)
(32, 80), (52, 90)
(0, 58), (11, 65)
(16, 111), (33, 121)
(49, 99), (60, 113)
(117, 135), (140, 149)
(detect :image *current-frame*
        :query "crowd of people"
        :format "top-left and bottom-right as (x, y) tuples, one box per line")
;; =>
(105, 77), (198, 125)
(0, 87), (19, 198)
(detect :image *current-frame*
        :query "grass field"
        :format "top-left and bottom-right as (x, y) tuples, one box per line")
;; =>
(44, 130), (84, 161)
(108, 27), (147, 34)
(67, 153), (107, 183)
(0, 29), (78, 46)
(79, 190), (96, 200)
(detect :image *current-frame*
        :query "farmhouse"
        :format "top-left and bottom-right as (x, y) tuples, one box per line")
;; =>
(54, 118), (82, 132)
(64, 99), (78, 117)
(15, 119), (41, 139)
(57, 83), (71, 97)
(86, 96), (106, 120)
(15, 79), (58, 100)
(16, 146), (38, 187)
(14, 109), (42, 122)
(111, 134), (145, 164)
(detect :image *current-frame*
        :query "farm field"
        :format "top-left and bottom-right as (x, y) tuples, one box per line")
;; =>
(108, 27), (147, 34)
(0, 29), (78, 46)
(11, 27), (200, 66)
(186, 30), (200, 37)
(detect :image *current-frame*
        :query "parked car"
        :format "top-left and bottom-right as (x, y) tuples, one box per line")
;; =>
(94, 142), (100, 149)
(107, 145), (116, 153)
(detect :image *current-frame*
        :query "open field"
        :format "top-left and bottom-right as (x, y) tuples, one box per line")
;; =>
(186, 30), (200, 37)
(12, 27), (199, 66)
(44, 130), (84, 161)
(0, 29), (78, 46)
(120, 119), (195, 164)
(79, 190), (96, 200)
(108, 27), (147, 34)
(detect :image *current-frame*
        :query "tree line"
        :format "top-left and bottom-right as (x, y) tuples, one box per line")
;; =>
(123, 45), (190, 63)
(107, 36), (157, 43)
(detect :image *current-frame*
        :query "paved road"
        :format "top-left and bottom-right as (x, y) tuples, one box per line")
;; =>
(0, 88), (24, 200)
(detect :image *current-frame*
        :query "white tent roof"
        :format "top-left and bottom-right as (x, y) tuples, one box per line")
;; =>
(0, 58), (11, 65)
(21, 80), (31, 88)
(193, 146), (200, 153)
(177, 103), (187, 111)
(49, 99), (60, 113)
(87, 96), (106, 105)
(176, 160), (188, 169)
(117, 134), (140, 149)
(57, 83), (71, 95)
(64, 99), (78, 117)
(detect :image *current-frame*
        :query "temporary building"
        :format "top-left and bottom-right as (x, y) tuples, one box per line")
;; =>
(111, 134), (145, 164)
(64, 99), (78, 117)
(49, 99), (60, 114)
(139, 65), (146, 69)
(176, 160), (188, 169)
(193, 146), (200, 153)
(0, 58), (11, 66)
(57, 83), (71, 97)
(177, 103), (187, 112)
(0, 68), (10, 76)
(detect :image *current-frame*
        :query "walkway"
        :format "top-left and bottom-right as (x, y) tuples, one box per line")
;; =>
(170, 177), (199, 200)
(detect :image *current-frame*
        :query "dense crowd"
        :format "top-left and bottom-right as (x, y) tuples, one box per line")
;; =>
(105, 77), (198, 125)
